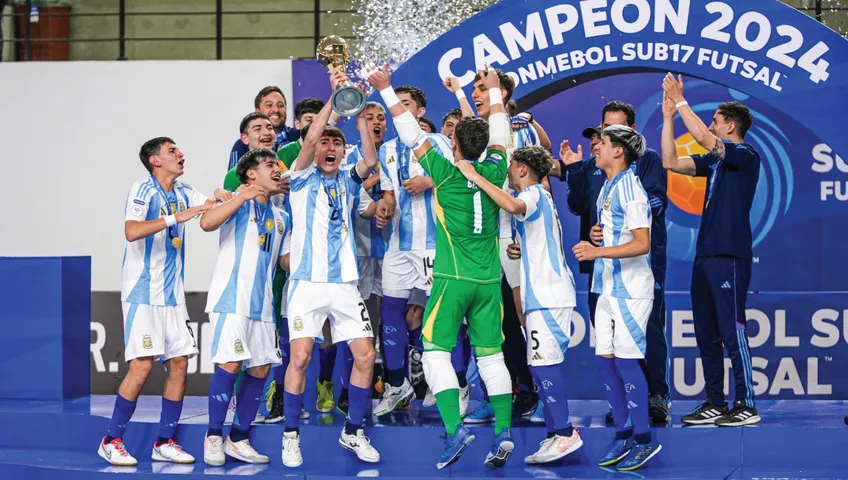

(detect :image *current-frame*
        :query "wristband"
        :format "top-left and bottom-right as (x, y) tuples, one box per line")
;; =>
(327, 118), (337, 127)
(164, 215), (177, 227)
(488, 87), (503, 106)
(380, 87), (400, 108)
(455, 89), (466, 101)
(675, 100), (689, 109)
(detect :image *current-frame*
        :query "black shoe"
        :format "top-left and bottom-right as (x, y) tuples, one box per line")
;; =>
(336, 388), (349, 416)
(604, 411), (614, 424)
(413, 378), (429, 400)
(649, 394), (670, 423)
(513, 389), (539, 418)
(681, 401), (728, 425)
(265, 389), (283, 424)
(714, 400), (761, 427)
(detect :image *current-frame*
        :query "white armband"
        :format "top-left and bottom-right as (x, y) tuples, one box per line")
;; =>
(379, 87), (400, 109)
(455, 89), (467, 101)
(488, 87), (503, 106)
(393, 110), (428, 149)
(487, 112), (510, 147)
(164, 215), (177, 227)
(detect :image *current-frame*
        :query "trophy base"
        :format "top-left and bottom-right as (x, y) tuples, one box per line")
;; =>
(331, 83), (367, 117)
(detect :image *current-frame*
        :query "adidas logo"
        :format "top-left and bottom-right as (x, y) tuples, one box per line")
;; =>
(593, 169), (603, 175)
(628, 401), (638, 409)
(546, 396), (557, 404)
(702, 408), (721, 418)
(735, 411), (754, 419)
(721, 281), (732, 289)
(532, 352), (544, 361)
(654, 282), (661, 290)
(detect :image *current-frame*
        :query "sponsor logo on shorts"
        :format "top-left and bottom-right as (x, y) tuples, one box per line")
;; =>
(234, 339), (245, 354)
(532, 351), (544, 362)
(293, 317), (303, 331)
(142, 334), (153, 350)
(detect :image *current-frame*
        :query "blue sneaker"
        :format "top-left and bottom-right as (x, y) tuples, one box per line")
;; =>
(529, 401), (545, 423)
(616, 440), (662, 471)
(597, 438), (634, 466)
(437, 425), (475, 470)
(463, 401), (494, 424)
(484, 428), (514, 468)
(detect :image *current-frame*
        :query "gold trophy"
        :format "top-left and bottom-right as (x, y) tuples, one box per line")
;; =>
(316, 35), (367, 117)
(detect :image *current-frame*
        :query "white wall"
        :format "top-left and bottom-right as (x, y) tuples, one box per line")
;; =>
(0, 60), (294, 291)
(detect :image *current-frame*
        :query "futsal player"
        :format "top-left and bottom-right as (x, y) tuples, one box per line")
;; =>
(228, 86), (298, 169)
(661, 74), (761, 426)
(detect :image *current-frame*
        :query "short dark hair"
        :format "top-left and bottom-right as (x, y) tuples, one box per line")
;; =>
(454, 117), (489, 160)
(236, 148), (277, 183)
(320, 125), (346, 144)
(442, 109), (462, 126)
(239, 112), (271, 134)
(254, 86), (286, 109)
(512, 146), (553, 180)
(506, 100), (519, 116)
(294, 97), (325, 121)
(394, 85), (426, 109)
(419, 117), (437, 134)
(138, 137), (175, 173)
(472, 69), (515, 103)
(601, 101), (636, 126)
(299, 122), (311, 141)
(717, 101), (753, 138)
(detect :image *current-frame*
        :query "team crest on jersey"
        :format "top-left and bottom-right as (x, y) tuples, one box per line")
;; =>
(603, 196), (611, 210)
(488, 151), (505, 164)
(276, 219), (284, 234)
(234, 339), (245, 354)
(130, 205), (144, 217)
(142, 334), (153, 350)
(265, 219), (274, 231)
(178, 201), (186, 211)
(293, 317), (304, 331)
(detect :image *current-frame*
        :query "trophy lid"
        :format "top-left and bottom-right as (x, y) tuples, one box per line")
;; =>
(316, 35), (351, 65)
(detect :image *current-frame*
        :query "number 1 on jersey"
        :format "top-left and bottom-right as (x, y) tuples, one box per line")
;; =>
(473, 191), (482, 234)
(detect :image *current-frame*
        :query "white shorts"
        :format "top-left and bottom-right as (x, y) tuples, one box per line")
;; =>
(280, 279), (290, 318)
(407, 288), (428, 308)
(123, 303), (198, 363)
(287, 280), (374, 344)
(358, 257), (383, 300)
(382, 249), (435, 295)
(594, 294), (652, 359)
(208, 313), (281, 368)
(500, 238), (520, 289)
(526, 308), (573, 367)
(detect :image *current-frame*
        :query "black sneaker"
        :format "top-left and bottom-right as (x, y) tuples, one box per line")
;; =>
(265, 389), (284, 424)
(336, 388), (350, 416)
(681, 401), (728, 425)
(714, 400), (761, 427)
(513, 388), (539, 418)
(649, 394), (670, 423)
(604, 411), (614, 424)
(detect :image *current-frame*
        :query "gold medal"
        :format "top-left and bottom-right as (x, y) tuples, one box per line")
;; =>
(603, 196), (611, 210)
(171, 237), (182, 249)
(265, 219), (274, 231)
(258, 235), (266, 247)
(342, 223), (348, 235)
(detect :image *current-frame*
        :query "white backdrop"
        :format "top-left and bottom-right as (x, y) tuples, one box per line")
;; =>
(0, 60), (294, 291)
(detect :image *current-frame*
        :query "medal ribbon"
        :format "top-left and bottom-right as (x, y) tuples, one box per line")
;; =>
(151, 175), (180, 240)
(596, 169), (628, 227)
(254, 199), (270, 234)
(322, 176), (342, 222)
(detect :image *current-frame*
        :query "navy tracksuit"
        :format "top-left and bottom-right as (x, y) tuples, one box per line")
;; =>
(690, 141), (761, 408)
(561, 149), (670, 398)
(228, 126), (300, 170)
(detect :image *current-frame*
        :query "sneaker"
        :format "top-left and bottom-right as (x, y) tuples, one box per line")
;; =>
(714, 400), (761, 427)
(224, 437), (270, 464)
(423, 387), (437, 407)
(484, 428), (514, 468)
(152, 439), (195, 463)
(316, 379), (335, 413)
(265, 388), (284, 424)
(373, 378), (415, 416)
(281, 431), (302, 467)
(437, 425), (475, 469)
(681, 401), (729, 425)
(513, 389), (539, 418)
(524, 437), (555, 465)
(463, 401), (495, 424)
(459, 385), (471, 417)
(616, 440), (662, 471)
(649, 394), (669, 423)
(597, 438), (634, 466)
(410, 348), (425, 387)
(339, 427), (380, 463)
(203, 434), (225, 467)
(98, 437), (138, 466)
(336, 388), (349, 416)
(535, 430), (584, 464)
(529, 401), (545, 423)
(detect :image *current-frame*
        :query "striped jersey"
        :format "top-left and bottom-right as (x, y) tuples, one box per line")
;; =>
(344, 144), (387, 259)
(122, 177), (209, 306)
(592, 168), (654, 299)
(289, 164), (368, 283)
(205, 198), (291, 322)
(514, 184), (576, 312)
(378, 133), (453, 252)
(499, 122), (541, 239)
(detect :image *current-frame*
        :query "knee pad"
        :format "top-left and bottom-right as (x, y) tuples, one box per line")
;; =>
(476, 352), (512, 396)
(421, 350), (459, 395)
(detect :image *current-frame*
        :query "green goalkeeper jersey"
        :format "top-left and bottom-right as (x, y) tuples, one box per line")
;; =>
(418, 145), (507, 284)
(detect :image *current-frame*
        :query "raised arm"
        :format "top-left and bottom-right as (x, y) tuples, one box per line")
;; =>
(355, 109), (378, 179)
(293, 93), (334, 172)
(454, 161), (526, 215)
(660, 93), (697, 176)
(367, 64), (434, 160)
(444, 76), (476, 118)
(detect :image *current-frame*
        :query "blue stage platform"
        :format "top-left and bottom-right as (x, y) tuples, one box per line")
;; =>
(0, 397), (844, 479)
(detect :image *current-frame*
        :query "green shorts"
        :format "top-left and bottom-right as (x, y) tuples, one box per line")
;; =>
(422, 277), (504, 350)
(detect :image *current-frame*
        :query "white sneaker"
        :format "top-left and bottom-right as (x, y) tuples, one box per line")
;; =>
(524, 437), (554, 465)
(282, 431), (303, 467)
(423, 387), (437, 407)
(339, 428), (380, 463)
(373, 379), (414, 416)
(98, 437), (138, 466)
(152, 439), (195, 463)
(204, 434), (225, 466)
(225, 437), (270, 464)
(535, 430), (583, 464)
(459, 385), (470, 417)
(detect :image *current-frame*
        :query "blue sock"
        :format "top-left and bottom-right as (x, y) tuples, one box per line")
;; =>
(408, 326), (423, 353)
(106, 394), (137, 440)
(337, 342), (354, 389)
(157, 397), (183, 443)
(319, 345), (337, 382)
(596, 356), (631, 437)
(380, 296), (409, 386)
(617, 358), (651, 443)
(531, 364), (573, 436)
(230, 372), (266, 441)
(345, 384), (371, 435)
(207, 367), (238, 437)
(284, 390), (305, 433)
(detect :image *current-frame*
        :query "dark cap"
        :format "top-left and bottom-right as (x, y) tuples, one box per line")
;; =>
(581, 126), (601, 139)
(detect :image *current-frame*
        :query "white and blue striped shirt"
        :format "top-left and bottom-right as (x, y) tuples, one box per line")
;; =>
(205, 199), (291, 322)
(514, 184), (576, 313)
(592, 169), (654, 299)
(378, 133), (452, 252)
(499, 123), (541, 239)
(289, 164), (367, 283)
(122, 177), (208, 306)
(345, 144), (387, 259)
